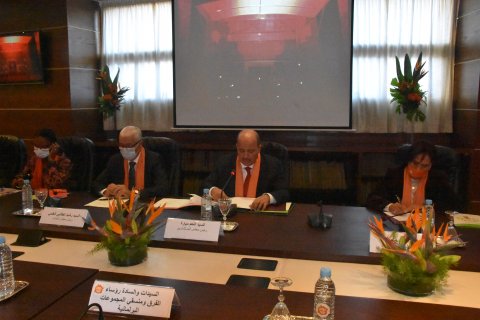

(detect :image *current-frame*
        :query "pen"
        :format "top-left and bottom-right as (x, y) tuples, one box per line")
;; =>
(395, 195), (401, 203)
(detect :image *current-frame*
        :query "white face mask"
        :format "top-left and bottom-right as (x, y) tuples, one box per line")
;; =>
(119, 147), (137, 161)
(34, 147), (50, 159)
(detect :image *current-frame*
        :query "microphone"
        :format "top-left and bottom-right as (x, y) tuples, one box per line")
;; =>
(219, 169), (235, 199)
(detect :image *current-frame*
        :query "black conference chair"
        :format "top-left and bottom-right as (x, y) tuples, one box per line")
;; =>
(262, 141), (289, 182)
(0, 135), (27, 187)
(142, 136), (181, 197)
(396, 143), (459, 192)
(57, 136), (95, 191)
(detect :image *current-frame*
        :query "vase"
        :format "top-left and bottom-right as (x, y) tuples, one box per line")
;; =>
(387, 273), (435, 297)
(108, 243), (148, 267)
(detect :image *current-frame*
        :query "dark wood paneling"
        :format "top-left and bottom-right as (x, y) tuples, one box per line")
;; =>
(453, 109), (479, 147)
(455, 9), (480, 63)
(468, 149), (480, 212)
(43, 27), (70, 69)
(459, 0), (480, 17)
(71, 108), (103, 137)
(0, 70), (71, 110)
(0, 0), (67, 31)
(0, 108), (101, 138)
(453, 60), (480, 109)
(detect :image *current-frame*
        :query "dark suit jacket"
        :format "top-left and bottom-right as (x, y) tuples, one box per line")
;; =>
(366, 166), (457, 214)
(202, 153), (289, 204)
(92, 150), (168, 201)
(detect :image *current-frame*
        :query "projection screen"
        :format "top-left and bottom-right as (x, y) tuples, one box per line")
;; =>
(173, 0), (352, 129)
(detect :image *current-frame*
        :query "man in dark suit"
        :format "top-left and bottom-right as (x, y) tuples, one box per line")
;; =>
(92, 126), (168, 200)
(203, 129), (289, 211)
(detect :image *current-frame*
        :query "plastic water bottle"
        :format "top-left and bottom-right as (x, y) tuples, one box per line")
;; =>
(314, 267), (335, 320)
(22, 179), (33, 215)
(0, 236), (15, 299)
(425, 199), (435, 230)
(201, 188), (212, 221)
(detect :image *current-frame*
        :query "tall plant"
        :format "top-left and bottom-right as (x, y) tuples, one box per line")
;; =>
(390, 52), (428, 122)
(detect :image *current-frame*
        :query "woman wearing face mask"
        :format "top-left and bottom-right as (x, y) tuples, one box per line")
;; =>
(12, 129), (72, 189)
(366, 141), (457, 215)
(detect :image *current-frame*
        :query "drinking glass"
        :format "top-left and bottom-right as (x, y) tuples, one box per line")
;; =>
(218, 198), (232, 230)
(270, 277), (293, 320)
(35, 188), (48, 209)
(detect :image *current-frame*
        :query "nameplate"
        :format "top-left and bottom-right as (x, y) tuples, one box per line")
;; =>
(38, 207), (88, 228)
(164, 218), (221, 242)
(88, 280), (177, 318)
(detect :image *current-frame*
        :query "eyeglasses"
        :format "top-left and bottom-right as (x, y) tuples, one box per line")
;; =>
(411, 159), (431, 169)
(119, 139), (141, 149)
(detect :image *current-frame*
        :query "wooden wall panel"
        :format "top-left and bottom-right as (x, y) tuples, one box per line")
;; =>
(458, 0), (480, 18)
(453, 109), (478, 147)
(69, 69), (99, 110)
(0, 0), (101, 138)
(456, 9), (480, 63)
(68, 27), (97, 68)
(0, 0), (67, 31)
(453, 61), (480, 109)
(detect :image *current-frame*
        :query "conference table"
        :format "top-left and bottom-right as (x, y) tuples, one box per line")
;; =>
(1, 191), (479, 319)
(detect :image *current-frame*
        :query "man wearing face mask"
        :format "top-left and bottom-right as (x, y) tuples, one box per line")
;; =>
(366, 140), (457, 215)
(92, 126), (168, 200)
(12, 128), (71, 189)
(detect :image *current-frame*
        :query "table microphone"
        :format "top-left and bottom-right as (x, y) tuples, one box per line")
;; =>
(219, 169), (235, 198)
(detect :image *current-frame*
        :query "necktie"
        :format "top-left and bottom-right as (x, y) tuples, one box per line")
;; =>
(128, 161), (136, 189)
(243, 166), (251, 197)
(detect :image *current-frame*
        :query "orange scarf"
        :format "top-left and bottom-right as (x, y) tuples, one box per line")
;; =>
(31, 157), (44, 189)
(401, 166), (428, 207)
(123, 147), (145, 190)
(235, 154), (261, 197)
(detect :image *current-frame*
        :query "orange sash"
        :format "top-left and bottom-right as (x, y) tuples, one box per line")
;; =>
(123, 147), (145, 190)
(235, 154), (261, 197)
(401, 167), (427, 207)
(31, 157), (44, 189)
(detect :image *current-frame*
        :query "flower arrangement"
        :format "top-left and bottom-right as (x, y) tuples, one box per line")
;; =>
(369, 208), (463, 296)
(87, 190), (165, 266)
(390, 52), (428, 122)
(97, 65), (130, 118)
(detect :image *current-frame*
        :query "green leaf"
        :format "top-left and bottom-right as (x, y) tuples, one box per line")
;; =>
(404, 54), (412, 81)
(395, 56), (404, 82)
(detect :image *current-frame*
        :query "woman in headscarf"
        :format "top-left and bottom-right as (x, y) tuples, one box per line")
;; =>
(366, 140), (457, 215)
(12, 129), (71, 189)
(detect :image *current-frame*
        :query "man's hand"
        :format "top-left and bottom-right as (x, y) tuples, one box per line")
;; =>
(104, 183), (130, 198)
(211, 187), (229, 201)
(250, 193), (270, 211)
(388, 203), (418, 215)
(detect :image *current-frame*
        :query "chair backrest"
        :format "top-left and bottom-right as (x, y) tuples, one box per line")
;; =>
(142, 136), (181, 197)
(57, 136), (95, 191)
(396, 143), (459, 192)
(261, 141), (289, 181)
(0, 135), (26, 187)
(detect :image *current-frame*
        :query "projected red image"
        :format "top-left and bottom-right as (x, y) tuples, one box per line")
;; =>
(194, 0), (348, 66)
(174, 0), (352, 128)
(0, 32), (43, 84)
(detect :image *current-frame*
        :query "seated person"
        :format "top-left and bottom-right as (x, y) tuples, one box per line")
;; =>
(92, 126), (168, 201)
(12, 128), (71, 189)
(366, 140), (457, 215)
(202, 129), (289, 211)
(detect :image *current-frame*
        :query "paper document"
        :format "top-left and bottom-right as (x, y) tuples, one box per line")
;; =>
(155, 194), (202, 209)
(454, 213), (480, 228)
(230, 197), (292, 214)
(84, 197), (129, 208)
